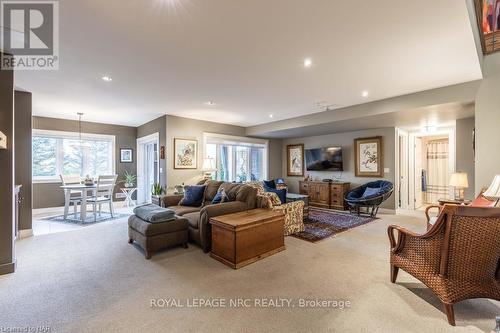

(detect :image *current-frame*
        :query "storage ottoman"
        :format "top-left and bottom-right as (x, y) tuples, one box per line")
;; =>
(128, 215), (189, 259)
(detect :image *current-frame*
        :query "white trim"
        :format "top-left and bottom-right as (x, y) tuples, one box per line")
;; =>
(17, 229), (33, 239)
(395, 128), (409, 211)
(32, 129), (116, 183)
(136, 132), (160, 204)
(408, 126), (456, 209)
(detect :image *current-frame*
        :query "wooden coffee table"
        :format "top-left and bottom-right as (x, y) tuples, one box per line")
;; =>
(209, 209), (285, 269)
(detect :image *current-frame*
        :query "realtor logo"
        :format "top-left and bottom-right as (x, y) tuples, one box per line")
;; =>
(0, 0), (59, 70)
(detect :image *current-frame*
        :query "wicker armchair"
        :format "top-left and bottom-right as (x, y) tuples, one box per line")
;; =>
(388, 205), (500, 325)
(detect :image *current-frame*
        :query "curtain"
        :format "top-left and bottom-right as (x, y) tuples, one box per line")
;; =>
(220, 146), (229, 181)
(425, 140), (449, 204)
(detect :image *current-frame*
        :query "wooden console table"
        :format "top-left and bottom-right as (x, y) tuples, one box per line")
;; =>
(299, 181), (350, 210)
(210, 209), (285, 269)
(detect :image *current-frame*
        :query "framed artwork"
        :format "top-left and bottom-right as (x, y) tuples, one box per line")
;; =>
(120, 148), (133, 163)
(354, 137), (383, 177)
(287, 144), (304, 177)
(174, 138), (198, 169)
(474, 0), (500, 54)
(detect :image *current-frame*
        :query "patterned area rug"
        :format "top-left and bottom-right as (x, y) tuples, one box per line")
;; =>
(292, 208), (377, 243)
(42, 212), (129, 225)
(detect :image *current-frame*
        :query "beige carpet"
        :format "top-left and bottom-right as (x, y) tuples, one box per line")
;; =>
(0, 211), (498, 332)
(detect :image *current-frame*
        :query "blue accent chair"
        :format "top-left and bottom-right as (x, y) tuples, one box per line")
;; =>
(345, 180), (394, 217)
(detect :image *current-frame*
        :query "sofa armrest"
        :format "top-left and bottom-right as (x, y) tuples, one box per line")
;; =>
(162, 194), (184, 207)
(198, 201), (248, 252)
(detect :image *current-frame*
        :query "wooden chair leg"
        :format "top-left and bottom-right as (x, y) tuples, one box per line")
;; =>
(145, 251), (152, 260)
(390, 265), (399, 283)
(443, 303), (455, 326)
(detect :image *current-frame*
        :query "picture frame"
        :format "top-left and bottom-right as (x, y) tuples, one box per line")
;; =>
(174, 138), (198, 169)
(287, 144), (304, 177)
(354, 137), (383, 177)
(120, 148), (133, 163)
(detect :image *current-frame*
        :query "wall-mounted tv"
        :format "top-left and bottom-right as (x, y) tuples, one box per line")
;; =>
(305, 147), (343, 171)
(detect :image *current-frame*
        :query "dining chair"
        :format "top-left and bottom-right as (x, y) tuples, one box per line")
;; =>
(87, 175), (117, 221)
(60, 174), (82, 219)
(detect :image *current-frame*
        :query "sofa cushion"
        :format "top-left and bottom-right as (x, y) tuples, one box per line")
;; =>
(128, 215), (188, 236)
(204, 180), (224, 203)
(180, 185), (206, 207)
(211, 188), (229, 204)
(167, 205), (202, 216)
(219, 183), (257, 207)
(183, 212), (200, 229)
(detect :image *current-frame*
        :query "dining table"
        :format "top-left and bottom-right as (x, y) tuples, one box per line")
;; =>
(60, 184), (96, 222)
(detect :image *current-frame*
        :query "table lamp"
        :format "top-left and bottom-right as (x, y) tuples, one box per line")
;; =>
(449, 172), (468, 201)
(201, 158), (217, 180)
(483, 175), (500, 206)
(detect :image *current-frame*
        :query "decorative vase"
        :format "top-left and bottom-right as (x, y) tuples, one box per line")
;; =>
(125, 183), (133, 188)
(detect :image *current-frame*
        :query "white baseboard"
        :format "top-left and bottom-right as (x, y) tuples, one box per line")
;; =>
(18, 229), (33, 239)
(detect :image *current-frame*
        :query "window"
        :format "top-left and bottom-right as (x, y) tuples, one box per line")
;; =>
(32, 130), (115, 182)
(204, 133), (268, 182)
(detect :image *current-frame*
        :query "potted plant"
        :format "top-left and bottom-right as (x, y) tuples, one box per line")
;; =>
(122, 171), (137, 188)
(151, 182), (164, 206)
(151, 182), (163, 196)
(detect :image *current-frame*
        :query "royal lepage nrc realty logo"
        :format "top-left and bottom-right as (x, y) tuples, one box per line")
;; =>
(1, 0), (59, 70)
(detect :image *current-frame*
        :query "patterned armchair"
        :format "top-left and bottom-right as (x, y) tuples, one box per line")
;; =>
(246, 182), (305, 236)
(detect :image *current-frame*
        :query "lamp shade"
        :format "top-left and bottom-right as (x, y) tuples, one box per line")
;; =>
(449, 172), (468, 188)
(201, 158), (217, 172)
(483, 175), (500, 198)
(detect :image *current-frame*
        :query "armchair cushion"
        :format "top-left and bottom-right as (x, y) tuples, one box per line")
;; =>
(179, 185), (206, 207)
(263, 179), (276, 189)
(361, 187), (379, 199)
(264, 185), (286, 204)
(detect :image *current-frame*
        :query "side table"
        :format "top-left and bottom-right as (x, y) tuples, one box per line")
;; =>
(121, 187), (137, 207)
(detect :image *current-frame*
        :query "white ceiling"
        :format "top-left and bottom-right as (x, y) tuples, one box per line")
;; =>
(13, 0), (482, 127)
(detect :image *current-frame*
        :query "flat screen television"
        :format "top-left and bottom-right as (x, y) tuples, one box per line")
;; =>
(305, 147), (343, 171)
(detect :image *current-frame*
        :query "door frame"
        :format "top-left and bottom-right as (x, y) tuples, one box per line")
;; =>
(395, 128), (409, 211)
(408, 127), (456, 210)
(137, 133), (160, 205)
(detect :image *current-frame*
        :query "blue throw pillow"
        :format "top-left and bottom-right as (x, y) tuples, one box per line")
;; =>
(211, 189), (228, 204)
(361, 187), (379, 198)
(263, 179), (276, 189)
(264, 185), (286, 204)
(180, 185), (206, 207)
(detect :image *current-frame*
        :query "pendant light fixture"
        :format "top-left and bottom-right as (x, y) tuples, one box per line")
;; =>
(74, 112), (91, 148)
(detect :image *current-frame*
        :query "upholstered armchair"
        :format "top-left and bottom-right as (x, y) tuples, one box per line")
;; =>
(247, 182), (305, 236)
(388, 205), (500, 325)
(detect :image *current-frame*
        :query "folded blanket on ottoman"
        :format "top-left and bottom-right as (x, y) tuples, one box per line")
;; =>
(133, 204), (176, 223)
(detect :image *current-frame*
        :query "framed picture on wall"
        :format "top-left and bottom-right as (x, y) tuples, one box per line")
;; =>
(174, 138), (198, 169)
(354, 137), (383, 177)
(120, 148), (133, 163)
(287, 144), (304, 177)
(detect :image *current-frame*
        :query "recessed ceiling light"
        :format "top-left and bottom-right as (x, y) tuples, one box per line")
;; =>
(205, 101), (216, 106)
(102, 76), (112, 82)
(362, 91), (369, 97)
(303, 58), (312, 68)
(269, 114), (274, 118)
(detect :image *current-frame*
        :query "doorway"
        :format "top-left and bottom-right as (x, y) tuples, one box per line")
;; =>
(137, 133), (160, 205)
(397, 128), (456, 211)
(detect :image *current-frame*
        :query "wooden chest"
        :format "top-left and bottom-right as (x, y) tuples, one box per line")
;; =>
(209, 209), (285, 269)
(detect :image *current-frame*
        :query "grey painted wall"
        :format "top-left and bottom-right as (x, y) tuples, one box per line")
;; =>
(267, 138), (283, 179)
(456, 117), (475, 199)
(165, 115), (246, 188)
(0, 57), (15, 275)
(32, 117), (137, 209)
(476, 53), (500, 194)
(14, 91), (33, 231)
(137, 115), (167, 188)
(281, 128), (396, 210)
